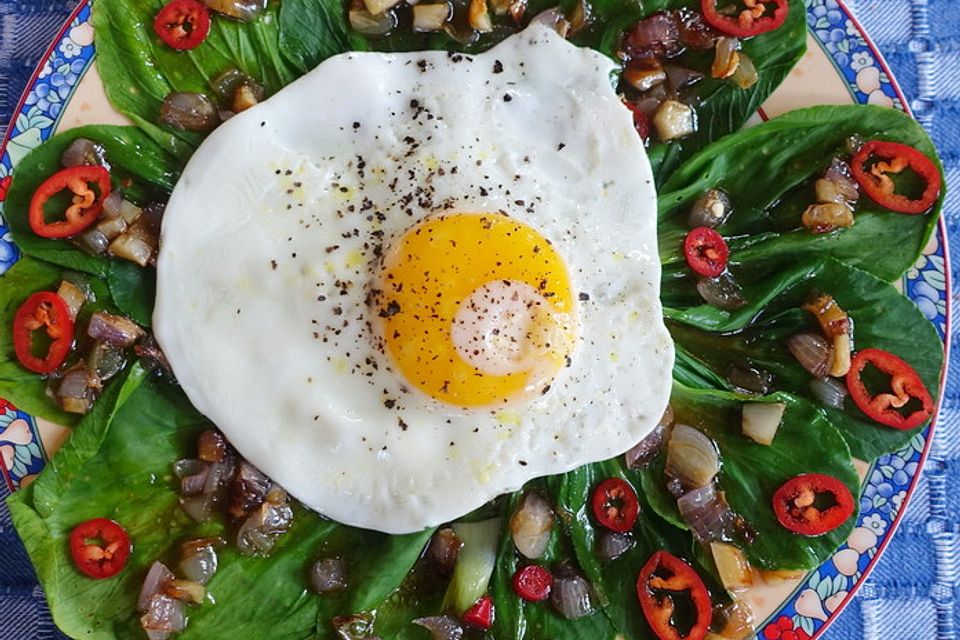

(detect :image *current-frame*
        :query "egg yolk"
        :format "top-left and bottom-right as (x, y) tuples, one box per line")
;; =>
(376, 212), (577, 407)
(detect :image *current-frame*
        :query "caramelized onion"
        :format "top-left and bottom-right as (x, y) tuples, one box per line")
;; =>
(141, 594), (186, 640)
(426, 527), (462, 575)
(710, 542), (752, 591)
(237, 488), (294, 556)
(57, 279), (86, 320)
(677, 483), (734, 542)
(197, 429), (227, 463)
(139, 561), (176, 612)
(625, 423), (667, 470)
(61, 137), (106, 167)
(666, 424), (719, 489)
(653, 100), (696, 141)
(179, 538), (220, 585)
(729, 51), (758, 88)
(787, 332), (831, 378)
(809, 376), (847, 409)
(73, 227), (110, 255)
(510, 492), (554, 559)
(711, 37), (740, 79)
(230, 461), (271, 518)
(688, 188), (732, 228)
(179, 494), (216, 523)
(203, 0), (266, 21)
(160, 92), (219, 132)
(412, 3), (451, 31)
(596, 531), (634, 562)
(741, 402), (786, 446)
(551, 572), (595, 620)
(696, 272), (746, 310)
(413, 616), (463, 640)
(87, 312), (144, 347)
(311, 557), (349, 594)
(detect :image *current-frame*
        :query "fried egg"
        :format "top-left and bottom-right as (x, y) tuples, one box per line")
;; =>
(154, 23), (674, 534)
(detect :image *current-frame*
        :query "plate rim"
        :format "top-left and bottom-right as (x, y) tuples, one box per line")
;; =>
(0, 1), (951, 638)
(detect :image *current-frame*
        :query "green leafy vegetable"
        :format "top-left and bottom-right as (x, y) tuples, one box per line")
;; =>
(2, 125), (177, 325)
(8, 366), (431, 640)
(91, 0), (302, 158)
(0, 256), (119, 426)
(665, 257), (943, 460)
(658, 105), (944, 287)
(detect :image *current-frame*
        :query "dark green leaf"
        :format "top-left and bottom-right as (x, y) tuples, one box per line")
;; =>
(658, 105), (944, 286)
(665, 257), (943, 460)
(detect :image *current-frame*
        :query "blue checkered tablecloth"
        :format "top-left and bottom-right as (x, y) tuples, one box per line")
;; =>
(1, 0), (958, 638)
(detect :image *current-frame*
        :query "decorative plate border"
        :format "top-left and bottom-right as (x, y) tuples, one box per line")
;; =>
(0, 1), (950, 637)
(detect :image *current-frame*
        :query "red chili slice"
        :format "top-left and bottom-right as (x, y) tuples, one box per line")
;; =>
(772, 473), (854, 536)
(701, 0), (789, 38)
(13, 291), (75, 374)
(684, 226), (729, 278)
(462, 594), (494, 629)
(512, 564), (553, 602)
(623, 100), (651, 142)
(592, 477), (640, 532)
(851, 140), (941, 214)
(29, 166), (111, 239)
(637, 550), (711, 640)
(846, 348), (934, 430)
(154, 0), (211, 51)
(68, 518), (132, 580)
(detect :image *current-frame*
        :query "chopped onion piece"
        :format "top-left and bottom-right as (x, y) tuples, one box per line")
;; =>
(677, 483), (735, 542)
(139, 561), (176, 612)
(741, 402), (786, 446)
(73, 227), (110, 255)
(363, 0), (402, 14)
(179, 538), (220, 585)
(596, 530), (634, 562)
(179, 494), (216, 523)
(624, 59), (667, 92)
(729, 51), (758, 88)
(108, 217), (158, 266)
(829, 333), (852, 377)
(173, 459), (205, 480)
(230, 461), (271, 519)
(809, 376), (847, 409)
(663, 62), (704, 91)
(349, 9), (395, 36)
(141, 594), (186, 640)
(332, 613), (377, 640)
(567, 0), (591, 35)
(164, 579), (205, 604)
(530, 8), (569, 37)
(711, 542), (753, 591)
(96, 215), (128, 241)
(787, 332), (831, 378)
(551, 572), (595, 620)
(712, 597), (756, 640)
(803, 292), (850, 338)
(653, 100), (696, 141)
(413, 616), (463, 640)
(510, 492), (554, 559)
(426, 527), (462, 575)
(802, 202), (854, 234)
(87, 311), (144, 347)
(310, 557), (349, 594)
(412, 3), (451, 31)
(203, 0), (266, 21)
(625, 424), (666, 470)
(667, 424), (719, 488)
(57, 280), (86, 320)
(667, 424), (719, 489)
(697, 272), (746, 310)
(711, 37), (740, 79)
(160, 92), (219, 132)
(689, 189), (733, 228)
(61, 137), (106, 167)
(198, 429), (227, 463)
(468, 0), (492, 32)
(55, 365), (98, 415)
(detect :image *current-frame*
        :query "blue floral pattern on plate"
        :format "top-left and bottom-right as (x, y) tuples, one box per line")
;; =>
(0, 2), (949, 639)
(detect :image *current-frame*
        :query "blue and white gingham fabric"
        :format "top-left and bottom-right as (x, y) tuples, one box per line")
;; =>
(0, 0), (957, 638)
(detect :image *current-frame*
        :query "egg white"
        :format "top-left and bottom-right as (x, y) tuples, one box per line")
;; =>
(154, 23), (674, 534)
